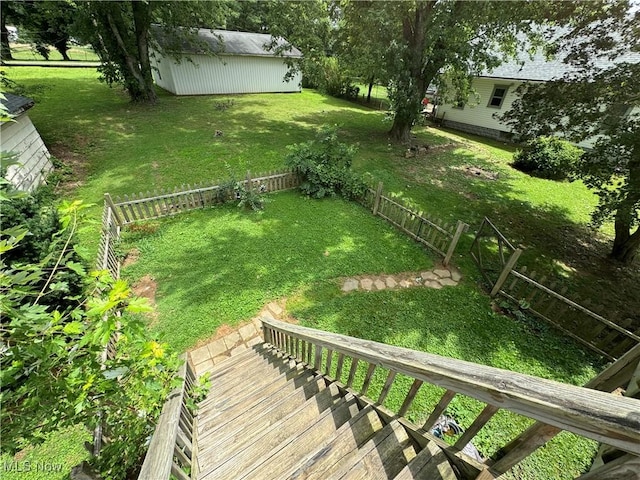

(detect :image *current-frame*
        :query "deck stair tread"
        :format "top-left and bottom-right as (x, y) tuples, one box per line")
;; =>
(193, 341), (459, 480)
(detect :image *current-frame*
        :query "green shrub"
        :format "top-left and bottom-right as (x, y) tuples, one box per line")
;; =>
(285, 125), (367, 199)
(512, 136), (582, 180)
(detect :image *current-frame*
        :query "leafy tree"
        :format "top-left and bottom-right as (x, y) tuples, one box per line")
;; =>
(227, 0), (336, 90)
(500, 4), (640, 264)
(341, 1), (610, 143)
(73, 1), (231, 103)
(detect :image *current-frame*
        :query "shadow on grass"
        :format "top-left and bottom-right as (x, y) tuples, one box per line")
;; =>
(122, 193), (434, 352)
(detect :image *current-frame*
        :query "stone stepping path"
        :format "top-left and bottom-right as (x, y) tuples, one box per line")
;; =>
(341, 266), (461, 293)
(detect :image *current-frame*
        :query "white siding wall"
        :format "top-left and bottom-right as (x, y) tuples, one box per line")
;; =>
(1, 114), (52, 192)
(151, 53), (177, 94)
(152, 54), (301, 95)
(438, 78), (523, 134)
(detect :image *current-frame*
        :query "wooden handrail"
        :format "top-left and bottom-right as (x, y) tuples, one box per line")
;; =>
(261, 318), (640, 456)
(138, 357), (193, 480)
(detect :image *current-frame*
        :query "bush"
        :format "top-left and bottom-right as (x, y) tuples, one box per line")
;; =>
(512, 136), (582, 180)
(285, 125), (367, 200)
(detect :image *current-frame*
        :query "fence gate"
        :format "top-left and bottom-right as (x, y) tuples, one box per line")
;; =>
(470, 217), (522, 295)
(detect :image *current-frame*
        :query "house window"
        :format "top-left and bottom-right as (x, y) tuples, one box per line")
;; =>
(488, 85), (508, 108)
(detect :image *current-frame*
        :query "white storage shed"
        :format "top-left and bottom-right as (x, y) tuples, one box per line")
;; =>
(151, 29), (303, 96)
(1, 93), (52, 191)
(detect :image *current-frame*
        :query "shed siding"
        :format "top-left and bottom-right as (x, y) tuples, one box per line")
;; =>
(152, 54), (177, 94)
(153, 54), (301, 95)
(1, 114), (52, 191)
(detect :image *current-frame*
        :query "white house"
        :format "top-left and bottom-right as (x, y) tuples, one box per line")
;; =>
(150, 29), (303, 96)
(1, 93), (52, 192)
(435, 51), (640, 145)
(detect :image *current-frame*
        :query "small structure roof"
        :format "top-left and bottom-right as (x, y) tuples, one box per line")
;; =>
(155, 27), (303, 58)
(1, 92), (34, 117)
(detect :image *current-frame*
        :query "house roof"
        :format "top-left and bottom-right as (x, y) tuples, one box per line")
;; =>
(0, 92), (34, 117)
(480, 46), (640, 82)
(155, 27), (303, 58)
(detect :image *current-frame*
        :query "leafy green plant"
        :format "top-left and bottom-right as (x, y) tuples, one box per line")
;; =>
(0, 195), (180, 480)
(235, 181), (267, 211)
(512, 136), (583, 181)
(285, 125), (367, 199)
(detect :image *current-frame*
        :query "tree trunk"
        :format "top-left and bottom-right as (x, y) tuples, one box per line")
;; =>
(387, 2), (433, 143)
(1, 11), (13, 61)
(106, 4), (155, 104)
(54, 40), (71, 61)
(131, 0), (157, 104)
(610, 218), (640, 265)
(367, 75), (374, 103)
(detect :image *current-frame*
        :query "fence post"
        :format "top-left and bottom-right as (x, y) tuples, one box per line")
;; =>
(104, 193), (123, 226)
(490, 248), (522, 297)
(372, 181), (384, 215)
(443, 221), (468, 266)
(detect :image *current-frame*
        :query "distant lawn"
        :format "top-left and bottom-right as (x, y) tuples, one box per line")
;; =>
(8, 43), (99, 61)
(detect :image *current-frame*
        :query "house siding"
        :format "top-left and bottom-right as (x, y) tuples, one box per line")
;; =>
(152, 54), (302, 95)
(437, 77), (523, 141)
(1, 113), (52, 191)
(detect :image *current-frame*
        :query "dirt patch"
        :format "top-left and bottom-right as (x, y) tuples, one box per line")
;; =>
(458, 165), (499, 180)
(131, 274), (158, 326)
(48, 136), (91, 194)
(122, 248), (140, 268)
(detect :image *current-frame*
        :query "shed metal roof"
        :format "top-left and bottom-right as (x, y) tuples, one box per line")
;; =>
(0, 92), (34, 117)
(155, 27), (302, 58)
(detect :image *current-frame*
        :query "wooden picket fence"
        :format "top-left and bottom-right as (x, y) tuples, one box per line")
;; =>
(360, 182), (468, 266)
(106, 169), (301, 225)
(471, 217), (640, 360)
(96, 200), (121, 278)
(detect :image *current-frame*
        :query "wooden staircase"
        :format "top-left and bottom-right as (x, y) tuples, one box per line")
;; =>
(193, 343), (458, 480)
(138, 319), (640, 480)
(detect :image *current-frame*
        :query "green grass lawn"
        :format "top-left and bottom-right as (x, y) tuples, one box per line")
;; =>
(121, 191), (433, 351)
(4, 66), (631, 479)
(8, 43), (99, 62)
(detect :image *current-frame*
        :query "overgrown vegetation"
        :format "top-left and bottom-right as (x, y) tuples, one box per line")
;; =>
(0, 179), (180, 479)
(512, 136), (583, 181)
(286, 125), (367, 200)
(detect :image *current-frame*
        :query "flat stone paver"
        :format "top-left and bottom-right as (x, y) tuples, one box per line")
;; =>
(342, 278), (359, 292)
(421, 271), (438, 281)
(239, 323), (258, 341)
(191, 344), (212, 366)
(267, 302), (283, 316)
(451, 270), (462, 282)
(207, 339), (227, 358)
(361, 278), (373, 291)
(433, 268), (452, 279)
(223, 331), (241, 350)
(440, 278), (458, 287)
(374, 279), (386, 290)
(425, 280), (443, 289)
(399, 280), (412, 288)
(386, 277), (397, 288)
